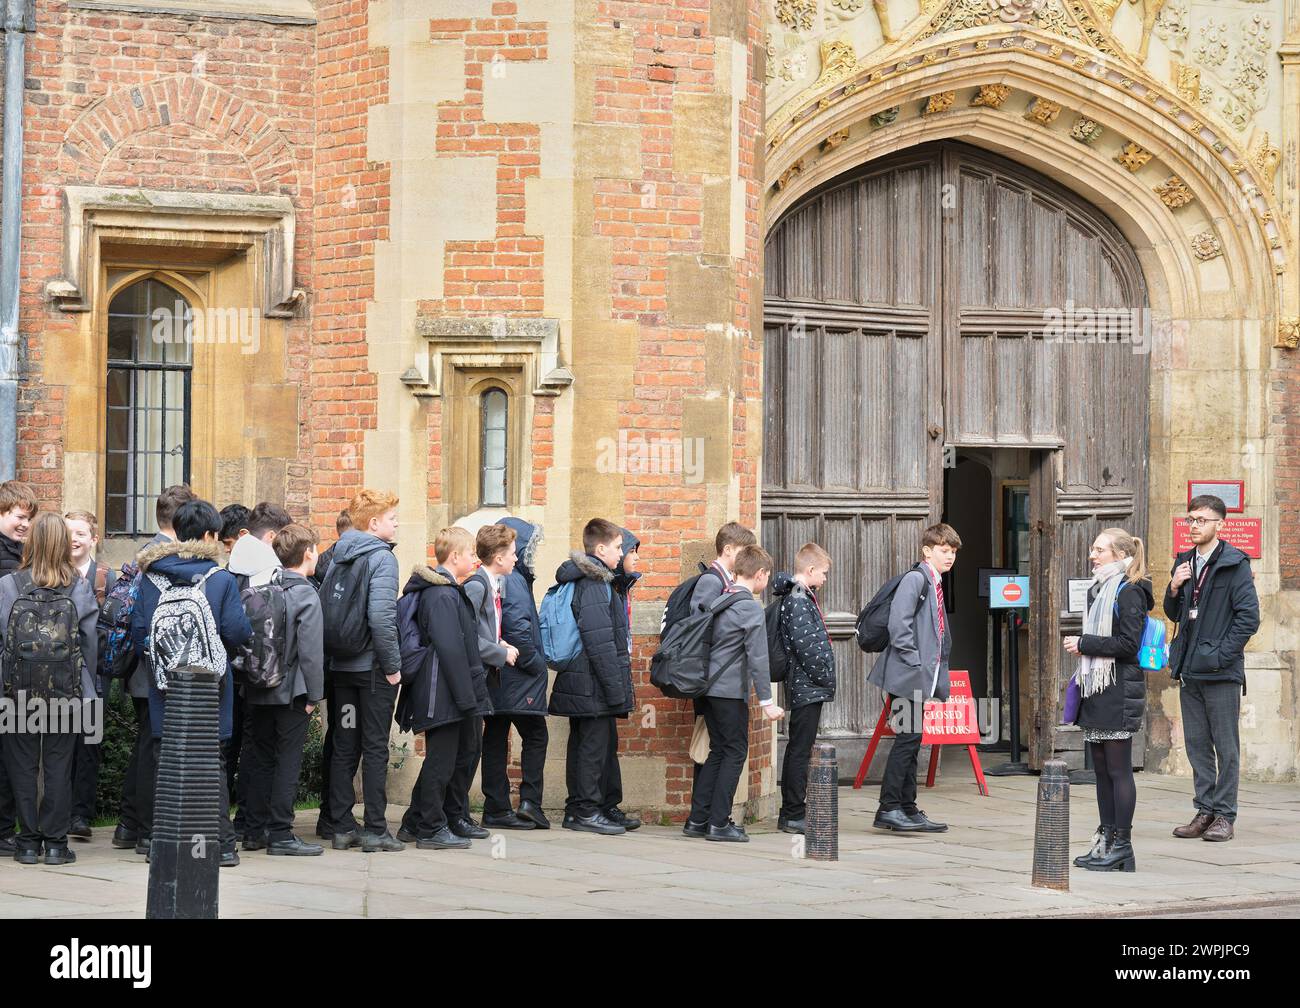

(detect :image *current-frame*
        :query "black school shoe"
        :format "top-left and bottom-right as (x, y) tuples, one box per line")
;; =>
(44, 844), (77, 866)
(706, 820), (749, 843)
(0, 836), (16, 857)
(241, 832), (269, 851)
(332, 831), (362, 851)
(872, 809), (926, 832)
(482, 810), (536, 830)
(681, 820), (708, 839)
(68, 818), (93, 840)
(516, 800), (551, 830)
(111, 825), (138, 849)
(450, 817), (490, 840)
(361, 831), (405, 853)
(417, 827), (471, 850)
(134, 835), (152, 855)
(563, 812), (625, 836)
(14, 843), (42, 865)
(603, 807), (641, 831)
(396, 826), (418, 844)
(906, 809), (948, 833)
(267, 836), (324, 857)
(778, 817), (806, 835)
(220, 848), (240, 868)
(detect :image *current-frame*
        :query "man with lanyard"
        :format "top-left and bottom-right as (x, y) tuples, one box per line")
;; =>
(1165, 495), (1260, 843)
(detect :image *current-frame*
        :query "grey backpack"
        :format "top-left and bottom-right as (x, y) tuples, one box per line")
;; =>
(148, 569), (227, 690)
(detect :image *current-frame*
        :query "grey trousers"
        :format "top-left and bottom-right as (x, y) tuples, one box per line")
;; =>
(1179, 678), (1241, 823)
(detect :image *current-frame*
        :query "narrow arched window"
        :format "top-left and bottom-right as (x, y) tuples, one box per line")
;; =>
(105, 278), (193, 535)
(480, 387), (508, 507)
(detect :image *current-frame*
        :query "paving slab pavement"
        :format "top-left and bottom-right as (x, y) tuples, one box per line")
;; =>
(2, 772), (1297, 918)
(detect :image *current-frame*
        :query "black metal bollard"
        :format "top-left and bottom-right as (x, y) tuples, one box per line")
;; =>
(1031, 759), (1070, 890)
(805, 743), (838, 861)
(147, 666), (222, 919)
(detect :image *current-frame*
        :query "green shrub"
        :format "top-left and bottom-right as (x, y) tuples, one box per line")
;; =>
(92, 680), (137, 825)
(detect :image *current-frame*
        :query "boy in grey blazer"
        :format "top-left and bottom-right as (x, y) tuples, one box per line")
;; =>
(454, 526), (518, 838)
(684, 545), (784, 843)
(868, 523), (960, 834)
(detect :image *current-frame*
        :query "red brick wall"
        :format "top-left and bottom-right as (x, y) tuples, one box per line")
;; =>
(310, 0), (387, 536)
(15, 2), (316, 516)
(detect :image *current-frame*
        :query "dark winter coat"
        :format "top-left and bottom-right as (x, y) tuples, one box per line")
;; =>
(0, 531), (22, 573)
(320, 529), (401, 683)
(395, 565), (492, 734)
(309, 541), (338, 591)
(131, 539), (253, 740)
(1163, 541), (1260, 688)
(491, 517), (548, 716)
(1074, 577), (1153, 735)
(772, 572), (835, 709)
(547, 552), (634, 719)
(244, 571), (325, 708)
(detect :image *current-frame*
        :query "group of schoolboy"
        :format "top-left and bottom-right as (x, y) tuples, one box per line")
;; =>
(0, 472), (968, 866)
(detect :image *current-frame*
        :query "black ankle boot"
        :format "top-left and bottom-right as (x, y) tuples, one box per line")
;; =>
(1085, 826), (1135, 872)
(1074, 824), (1111, 868)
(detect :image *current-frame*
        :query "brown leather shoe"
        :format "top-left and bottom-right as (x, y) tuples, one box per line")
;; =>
(1172, 812), (1215, 838)
(1202, 816), (1234, 842)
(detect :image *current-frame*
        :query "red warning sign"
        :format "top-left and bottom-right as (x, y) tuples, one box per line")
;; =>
(1001, 582), (1023, 604)
(922, 671), (981, 745)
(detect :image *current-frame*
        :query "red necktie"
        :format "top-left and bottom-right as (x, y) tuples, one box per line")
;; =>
(495, 587), (503, 642)
(935, 575), (945, 636)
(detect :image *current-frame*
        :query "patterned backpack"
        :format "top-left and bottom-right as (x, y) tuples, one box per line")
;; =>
(99, 561), (141, 681)
(148, 569), (227, 690)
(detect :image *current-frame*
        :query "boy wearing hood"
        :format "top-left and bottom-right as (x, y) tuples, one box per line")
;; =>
(550, 518), (635, 836)
(0, 480), (36, 856)
(323, 489), (404, 853)
(112, 484), (196, 855)
(480, 517), (551, 829)
(396, 527), (492, 850)
(130, 499), (253, 866)
(224, 501), (292, 844)
(772, 543), (836, 835)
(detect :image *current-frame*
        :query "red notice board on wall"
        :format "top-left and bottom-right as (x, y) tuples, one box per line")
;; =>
(1171, 517), (1262, 559)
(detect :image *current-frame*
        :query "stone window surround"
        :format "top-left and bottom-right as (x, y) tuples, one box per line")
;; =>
(402, 316), (574, 398)
(47, 186), (304, 319)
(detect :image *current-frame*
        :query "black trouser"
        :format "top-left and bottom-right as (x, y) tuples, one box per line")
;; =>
(118, 697), (156, 837)
(316, 675), (336, 831)
(689, 697), (749, 828)
(565, 715), (614, 818)
(216, 738), (236, 851)
(244, 703), (311, 842)
(0, 729), (15, 839)
(3, 729), (77, 847)
(403, 720), (464, 837)
(481, 714), (548, 814)
(879, 696), (923, 814)
(328, 677), (398, 835)
(444, 714), (482, 824)
(602, 718), (624, 814)
(71, 730), (102, 822)
(229, 689), (254, 832)
(779, 701), (823, 821)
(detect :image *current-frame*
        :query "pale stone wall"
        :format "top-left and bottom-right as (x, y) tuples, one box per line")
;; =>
(761, 0), (1300, 781)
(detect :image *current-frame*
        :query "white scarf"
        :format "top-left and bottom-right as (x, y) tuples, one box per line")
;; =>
(1076, 557), (1130, 698)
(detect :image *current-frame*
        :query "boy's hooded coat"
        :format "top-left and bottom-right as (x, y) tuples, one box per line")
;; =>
(547, 552), (633, 718)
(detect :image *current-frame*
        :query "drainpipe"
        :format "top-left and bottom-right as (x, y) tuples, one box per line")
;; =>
(0, 0), (35, 482)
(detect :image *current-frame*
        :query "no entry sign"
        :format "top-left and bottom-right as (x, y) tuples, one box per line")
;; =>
(989, 575), (1030, 609)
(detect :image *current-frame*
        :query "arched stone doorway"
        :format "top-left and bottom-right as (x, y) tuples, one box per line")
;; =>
(763, 140), (1150, 774)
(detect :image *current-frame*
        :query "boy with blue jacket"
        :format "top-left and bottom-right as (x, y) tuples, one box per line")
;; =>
(131, 498), (252, 866)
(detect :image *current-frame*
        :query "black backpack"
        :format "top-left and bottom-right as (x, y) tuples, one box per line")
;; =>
(2, 572), (84, 700)
(232, 570), (289, 689)
(320, 554), (371, 658)
(855, 565), (930, 653)
(764, 597), (789, 683)
(660, 564), (725, 639)
(650, 591), (744, 700)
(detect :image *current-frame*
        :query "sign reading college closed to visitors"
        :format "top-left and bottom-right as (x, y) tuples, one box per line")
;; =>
(922, 671), (981, 746)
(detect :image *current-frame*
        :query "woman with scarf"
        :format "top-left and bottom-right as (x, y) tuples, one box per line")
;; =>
(1062, 528), (1153, 872)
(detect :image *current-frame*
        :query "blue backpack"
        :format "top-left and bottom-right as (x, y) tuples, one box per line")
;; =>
(540, 580), (609, 672)
(1114, 585), (1168, 671)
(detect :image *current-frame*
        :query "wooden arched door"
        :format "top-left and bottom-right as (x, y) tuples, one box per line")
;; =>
(763, 141), (1150, 773)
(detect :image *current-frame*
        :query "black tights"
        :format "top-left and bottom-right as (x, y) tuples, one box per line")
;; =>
(1090, 738), (1136, 830)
